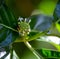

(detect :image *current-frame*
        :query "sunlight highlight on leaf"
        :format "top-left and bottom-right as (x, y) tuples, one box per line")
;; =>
(38, 0), (58, 16)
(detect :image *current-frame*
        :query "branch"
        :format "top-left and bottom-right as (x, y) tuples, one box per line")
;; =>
(45, 33), (60, 38)
(0, 23), (18, 32)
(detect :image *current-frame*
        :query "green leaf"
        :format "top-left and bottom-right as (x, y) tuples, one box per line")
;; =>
(36, 48), (60, 58)
(12, 42), (39, 59)
(0, 4), (18, 47)
(56, 19), (60, 32)
(13, 40), (59, 59)
(53, 0), (60, 21)
(0, 0), (3, 5)
(30, 14), (53, 31)
(36, 0), (58, 16)
(50, 42), (60, 51)
(0, 4), (18, 28)
(30, 40), (60, 59)
(30, 40), (60, 58)
(0, 46), (10, 59)
(48, 22), (60, 37)
(30, 40), (57, 50)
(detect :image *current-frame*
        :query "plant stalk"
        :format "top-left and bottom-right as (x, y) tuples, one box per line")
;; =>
(24, 41), (44, 59)
(0, 23), (18, 32)
(10, 45), (13, 59)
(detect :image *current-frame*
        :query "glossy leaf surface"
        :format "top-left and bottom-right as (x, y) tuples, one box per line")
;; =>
(0, 4), (18, 47)
(30, 15), (53, 31)
(0, 0), (60, 59)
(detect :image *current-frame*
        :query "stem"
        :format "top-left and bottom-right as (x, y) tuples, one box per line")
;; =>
(28, 31), (47, 41)
(10, 45), (13, 59)
(24, 41), (44, 59)
(45, 33), (60, 38)
(0, 23), (18, 32)
(14, 31), (48, 42)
